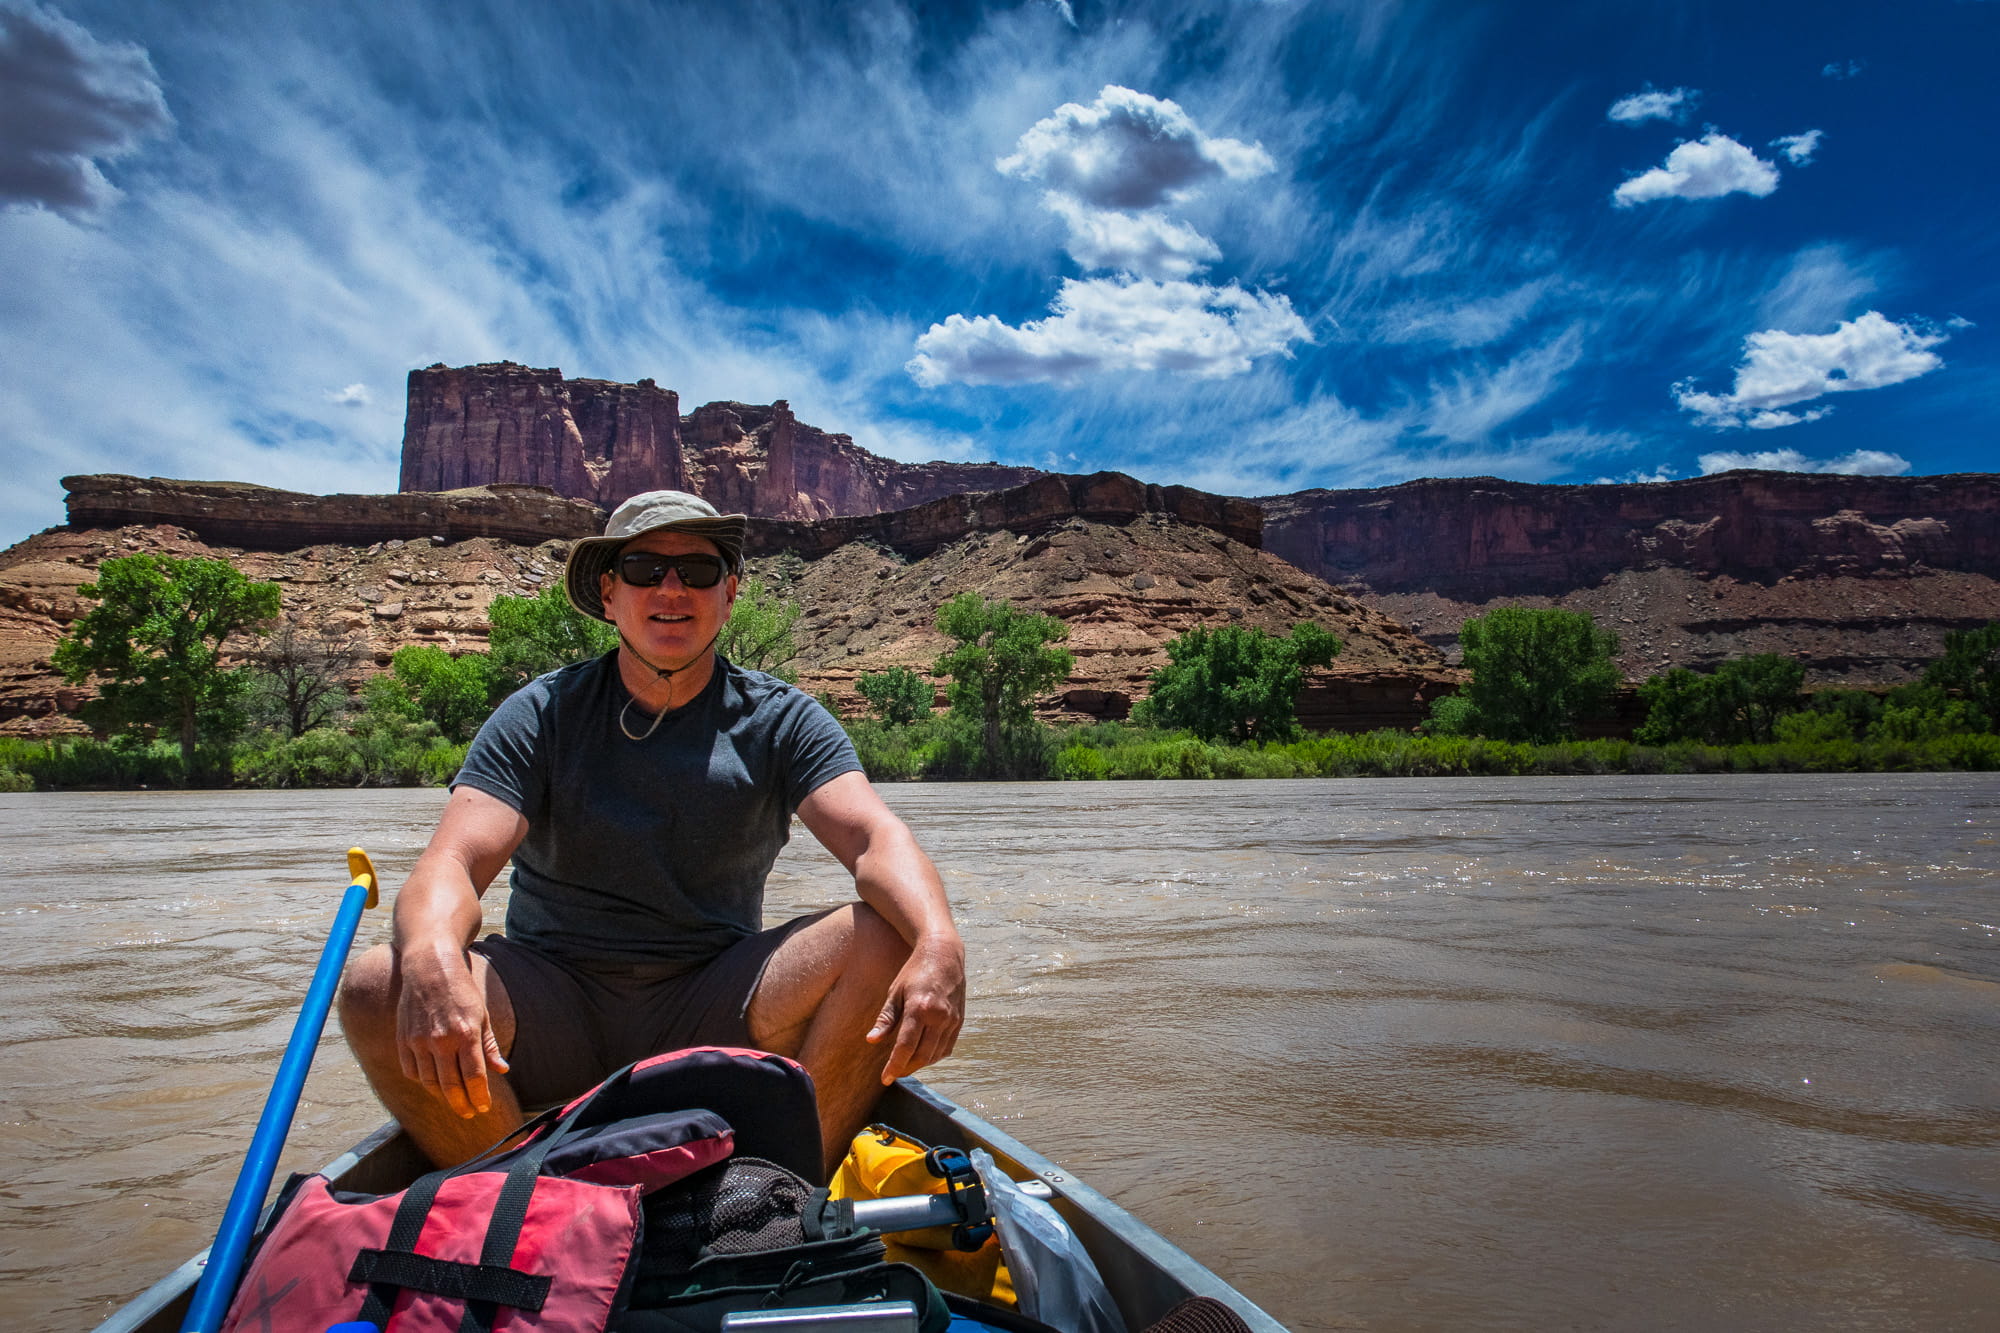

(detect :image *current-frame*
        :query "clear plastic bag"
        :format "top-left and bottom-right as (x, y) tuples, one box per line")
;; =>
(970, 1149), (1129, 1333)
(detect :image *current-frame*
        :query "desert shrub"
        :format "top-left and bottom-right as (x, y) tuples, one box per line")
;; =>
(1773, 710), (1855, 745)
(0, 736), (186, 788)
(1052, 743), (1110, 780)
(844, 720), (928, 782)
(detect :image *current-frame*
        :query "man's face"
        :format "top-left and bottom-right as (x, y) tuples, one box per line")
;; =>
(599, 530), (739, 666)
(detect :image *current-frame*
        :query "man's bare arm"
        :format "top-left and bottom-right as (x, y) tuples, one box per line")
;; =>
(795, 770), (965, 1081)
(392, 785), (529, 1117)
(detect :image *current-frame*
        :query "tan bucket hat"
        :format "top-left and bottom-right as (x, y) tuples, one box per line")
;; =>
(563, 490), (748, 622)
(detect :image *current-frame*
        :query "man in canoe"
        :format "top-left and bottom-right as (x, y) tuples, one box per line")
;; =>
(339, 490), (965, 1174)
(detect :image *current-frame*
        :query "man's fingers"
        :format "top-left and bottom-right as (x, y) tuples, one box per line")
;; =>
(881, 1009), (926, 1082)
(456, 1042), (492, 1117)
(867, 995), (900, 1044)
(482, 1025), (511, 1075)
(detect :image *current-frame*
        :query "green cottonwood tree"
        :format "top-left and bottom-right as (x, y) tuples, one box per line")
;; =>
(52, 555), (282, 780)
(1138, 622), (1341, 743)
(486, 584), (618, 694)
(1439, 607), (1621, 744)
(932, 593), (1073, 776)
(1921, 622), (2000, 728)
(387, 645), (498, 743)
(1635, 654), (1806, 745)
(857, 666), (934, 726)
(719, 575), (802, 682)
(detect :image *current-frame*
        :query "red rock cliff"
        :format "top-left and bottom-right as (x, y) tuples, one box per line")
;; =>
(1260, 471), (2000, 596)
(400, 363), (1041, 517)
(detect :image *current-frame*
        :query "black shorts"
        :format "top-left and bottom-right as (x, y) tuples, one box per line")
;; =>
(471, 912), (827, 1108)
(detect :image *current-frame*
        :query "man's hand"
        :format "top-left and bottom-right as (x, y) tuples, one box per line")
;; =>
(394, 944), (510, 1118)
(868, 934), (966, 1083)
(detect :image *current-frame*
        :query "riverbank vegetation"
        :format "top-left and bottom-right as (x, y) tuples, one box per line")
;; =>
(5, 556), (1995, 790)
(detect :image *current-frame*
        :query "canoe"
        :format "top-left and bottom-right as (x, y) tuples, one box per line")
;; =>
(94, 1076), (1288, 1333)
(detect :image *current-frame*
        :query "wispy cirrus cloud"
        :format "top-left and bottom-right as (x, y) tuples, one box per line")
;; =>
(1770, 130), (1823, 165)
(1613, 132), (1780, 206)
(0, 2), (171, 214)
(1607, 85), (1697, 125)
(1673, 311), (1950, 429)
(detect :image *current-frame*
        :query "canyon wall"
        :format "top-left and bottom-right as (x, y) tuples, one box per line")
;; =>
(64, 474), (605, 549)
(398, 362), (1042, 518)
(1260, 471), (2000, 682)
(1260, 471), (2000, 596)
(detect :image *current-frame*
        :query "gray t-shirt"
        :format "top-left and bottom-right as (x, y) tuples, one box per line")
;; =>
(452, 653), (862, 970)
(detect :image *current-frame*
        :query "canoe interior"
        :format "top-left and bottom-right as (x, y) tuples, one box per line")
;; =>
(96, 1080), (1286, 1333)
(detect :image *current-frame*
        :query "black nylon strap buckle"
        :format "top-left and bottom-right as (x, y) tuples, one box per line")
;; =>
(348, 1249), (553, 1312)
(924, 1146), (993, 1252)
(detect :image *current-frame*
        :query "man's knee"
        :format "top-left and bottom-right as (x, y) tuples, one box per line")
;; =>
(337, 943), (398, 1051)
(845, 903), (911, 985)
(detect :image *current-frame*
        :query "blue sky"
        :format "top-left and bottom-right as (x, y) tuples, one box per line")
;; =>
(2, 0), (1994, 546)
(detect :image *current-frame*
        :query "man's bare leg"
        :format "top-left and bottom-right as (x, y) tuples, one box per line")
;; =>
(338, 943), (526, 1167)
(747, 904), (911, 1178)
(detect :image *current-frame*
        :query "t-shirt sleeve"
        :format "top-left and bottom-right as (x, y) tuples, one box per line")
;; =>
(780, 692), (864, 810)
(452, 681), (549, 819)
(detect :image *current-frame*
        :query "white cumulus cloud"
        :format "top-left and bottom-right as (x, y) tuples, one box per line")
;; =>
(1771, 130), (1822, 165)
(0, 4), (172, 214)
(907, 276), (1310, 387)
(1673, 311), (1950, 429)
(998, 85), (1273, 211)
(1696, 448), (1911, 476)
(1607, 85), (1697, 124)
(917, 86), (1298, 385)
(325, 382), (371, 407)
(1613, 133), (1780, 207)
(1040, 191), (1221, 279)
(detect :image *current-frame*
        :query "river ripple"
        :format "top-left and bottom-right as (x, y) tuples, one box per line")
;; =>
(2, 774), (1997, 1330)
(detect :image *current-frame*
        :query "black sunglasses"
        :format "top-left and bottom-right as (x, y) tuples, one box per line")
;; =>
(615, 551), (729, 590)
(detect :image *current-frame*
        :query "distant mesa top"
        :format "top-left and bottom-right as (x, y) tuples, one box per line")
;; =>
(396, 361), (1042, 519)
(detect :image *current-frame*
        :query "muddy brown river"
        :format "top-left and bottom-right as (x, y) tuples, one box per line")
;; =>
(3, 774), (1997, 1330)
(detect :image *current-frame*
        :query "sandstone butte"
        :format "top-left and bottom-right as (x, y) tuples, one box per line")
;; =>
(2, 359), (1997, 739)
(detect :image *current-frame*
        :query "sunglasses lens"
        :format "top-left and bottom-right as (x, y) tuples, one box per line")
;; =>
(617, 552), (726, 589)
(676, 557), (724, 588)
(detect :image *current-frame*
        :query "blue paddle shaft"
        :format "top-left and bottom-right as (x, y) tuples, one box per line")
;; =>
(180, 878), (373, 1333)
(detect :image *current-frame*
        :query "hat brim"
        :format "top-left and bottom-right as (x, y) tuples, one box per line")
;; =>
(563, 515), (747, 622)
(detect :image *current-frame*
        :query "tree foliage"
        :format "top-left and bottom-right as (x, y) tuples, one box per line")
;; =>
(858, 666), (934, 726)
(1137, 622), (1341, 742)
(1635, 654), (1806, 745)
(387, 645), (497, 743)
(719, 575), (802, 682)
(931, 593), (1073, 776)
(51, 555), (281, 780)
(1922, 621), (2000, 727)
(250, 621), (365, 737)
(486, 584), (617, 693)
(1434, 607), (1620, 743)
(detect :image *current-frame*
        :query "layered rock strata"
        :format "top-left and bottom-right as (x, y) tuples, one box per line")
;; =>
(1262, 470), (2000, 682)
(64, 475), (604, 551)
(399, 363), (1042, 517)
(748, 471), (1262, 559)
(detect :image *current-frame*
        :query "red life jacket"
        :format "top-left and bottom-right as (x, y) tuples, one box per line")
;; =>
(220, 1047), (813, 1333)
